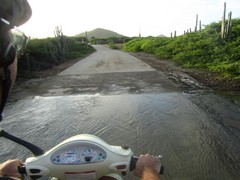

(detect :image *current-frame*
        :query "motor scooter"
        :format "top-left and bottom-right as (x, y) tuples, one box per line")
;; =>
(1, 128), (163, 180)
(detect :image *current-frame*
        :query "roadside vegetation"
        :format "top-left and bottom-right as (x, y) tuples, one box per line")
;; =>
(123, 19), (240, 80)
(17, 27), (131, 76)
(18, 28), (95, 75)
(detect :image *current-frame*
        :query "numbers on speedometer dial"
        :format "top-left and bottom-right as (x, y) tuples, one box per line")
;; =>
(61, 150), (78, 164)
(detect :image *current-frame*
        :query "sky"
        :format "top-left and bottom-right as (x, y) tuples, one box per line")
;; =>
(19, 0), (240, 38)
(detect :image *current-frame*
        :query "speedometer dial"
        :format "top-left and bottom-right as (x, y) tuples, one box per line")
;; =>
(80, 148), (98, 162)
(61, 150), (78, 164)
(51, 144), (107, 165)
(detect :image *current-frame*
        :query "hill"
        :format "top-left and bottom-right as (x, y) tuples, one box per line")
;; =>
(75, 28), (127, 39)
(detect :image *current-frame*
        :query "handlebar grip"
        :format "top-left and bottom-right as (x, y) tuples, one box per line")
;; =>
(129, 156), (138, 171)
(18, 165), (27, 175)
(130, 156), (164, 175)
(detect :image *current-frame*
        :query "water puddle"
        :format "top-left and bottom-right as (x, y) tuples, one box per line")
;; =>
(1, 93), (240, 179)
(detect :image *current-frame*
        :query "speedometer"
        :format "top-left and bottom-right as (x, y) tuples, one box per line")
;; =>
(80, 148), (98, 162)
(51, 144), (107, 165)
(61, 150), (78, 164)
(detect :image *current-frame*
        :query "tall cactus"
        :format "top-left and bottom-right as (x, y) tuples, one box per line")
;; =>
(54, 26), (66, 61)
(195, 14), (198, 32)
(221, 2), (226, 39)
(46, 26), (68, 64)
(226, 11), (232, 40)
(221, 2), (232, 40)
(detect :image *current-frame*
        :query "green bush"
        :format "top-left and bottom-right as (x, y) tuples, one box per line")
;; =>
(18, 36), (95, 72)
(123, 18), (240, 79)
(27, 38), (54, 60)
(123, 38), (146, 52)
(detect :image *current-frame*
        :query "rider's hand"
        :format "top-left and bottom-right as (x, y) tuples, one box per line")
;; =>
(134, 154), (161, 179)
(0, 159), (23, 180)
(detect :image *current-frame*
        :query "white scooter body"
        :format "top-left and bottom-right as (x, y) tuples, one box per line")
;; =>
(24, 134), (133, 180)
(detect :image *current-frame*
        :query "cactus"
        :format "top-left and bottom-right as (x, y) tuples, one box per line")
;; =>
(54, 26), (66, 62)
(195, 14), (198, 32)
(221, 2), (226, 39)
(221, 2), (232, 40)
(226, 11), (232, 40)
(45, 26), (69, 63)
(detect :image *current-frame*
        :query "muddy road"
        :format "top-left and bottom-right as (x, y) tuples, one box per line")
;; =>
(1, 45), (240, 179)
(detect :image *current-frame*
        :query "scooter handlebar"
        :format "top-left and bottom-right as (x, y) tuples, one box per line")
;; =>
(18, 155), (164, 178)
(17, 134), (164, 179)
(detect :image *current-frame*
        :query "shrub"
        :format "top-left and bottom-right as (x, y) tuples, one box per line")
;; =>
(18, 36), (95, 72)
(123, 18), (240, 78)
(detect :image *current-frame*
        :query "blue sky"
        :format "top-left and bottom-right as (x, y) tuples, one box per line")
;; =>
(20, 0), (240, 38)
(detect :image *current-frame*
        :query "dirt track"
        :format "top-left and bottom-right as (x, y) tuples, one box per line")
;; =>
(12, 45), (179, 98)
(13, 45), (240, 101)
(58, 45), (155, 75)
